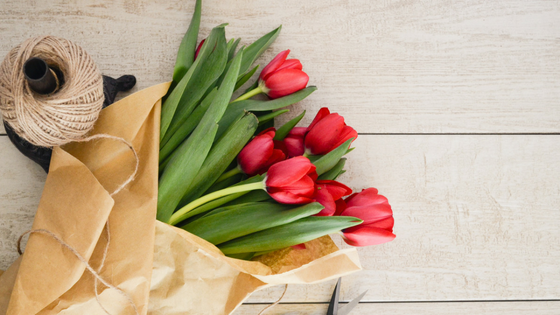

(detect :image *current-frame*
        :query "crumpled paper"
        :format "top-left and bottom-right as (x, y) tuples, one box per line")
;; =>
(0, 83), (361, 315)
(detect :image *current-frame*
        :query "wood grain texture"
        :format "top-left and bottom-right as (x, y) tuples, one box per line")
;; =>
(1, 0), (559, 134)
(234, 301), (560, 315)
(1, 135), (559, 303)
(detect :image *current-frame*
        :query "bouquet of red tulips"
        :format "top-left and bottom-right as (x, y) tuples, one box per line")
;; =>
(156, 0), (395, 260)
(0, 1), (396, 314)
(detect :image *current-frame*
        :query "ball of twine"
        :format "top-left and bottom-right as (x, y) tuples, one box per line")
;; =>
(0, 36), (104, 147)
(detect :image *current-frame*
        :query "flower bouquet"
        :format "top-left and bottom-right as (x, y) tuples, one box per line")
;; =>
(0, 0), (395, 314)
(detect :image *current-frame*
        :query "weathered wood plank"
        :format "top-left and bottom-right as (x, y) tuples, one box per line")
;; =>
(1, 0), (559, 135)
(234, 301), (560, 315)
(1, 135), (559, 303)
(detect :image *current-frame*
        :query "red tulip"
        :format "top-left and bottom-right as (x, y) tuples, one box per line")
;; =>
(339, 188), (395, 246)
(305, 108), (358, 155)
(238, 128), (286, 176)
(258, 50), (309, 99)
(194, 39), (205, 60)
(314, 180), (352, 216)
(265, 156), (317, 204)
(281, 127), (306, 157)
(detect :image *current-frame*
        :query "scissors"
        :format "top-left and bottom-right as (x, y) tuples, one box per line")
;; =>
(326, 278), (368, 315)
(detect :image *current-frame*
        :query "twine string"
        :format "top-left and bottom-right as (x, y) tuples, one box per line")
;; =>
(0, 36), (104, 147)
(257, 284), (289, 315)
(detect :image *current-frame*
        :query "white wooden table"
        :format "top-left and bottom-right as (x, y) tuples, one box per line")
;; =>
(1, 0), (559, 314)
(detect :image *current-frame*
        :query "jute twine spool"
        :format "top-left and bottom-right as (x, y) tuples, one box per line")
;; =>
(0, 36), (104, 147)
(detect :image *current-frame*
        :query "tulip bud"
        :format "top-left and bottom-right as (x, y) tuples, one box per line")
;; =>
(314, 180), (352, 216)
(238, 128), (286, 176)
(305, 108), (358, 156)
(258, 50), (309, 99)
(281, 127), (306, 157)
(265, 156), (317, 204)
(338, 188), (396, 246)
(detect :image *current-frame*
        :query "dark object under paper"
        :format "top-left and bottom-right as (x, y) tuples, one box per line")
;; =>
(3, 75), (136, 172)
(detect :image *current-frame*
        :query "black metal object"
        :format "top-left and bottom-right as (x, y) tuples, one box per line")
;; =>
(3, 74), (137, 172)
(23, 57), (60, 94)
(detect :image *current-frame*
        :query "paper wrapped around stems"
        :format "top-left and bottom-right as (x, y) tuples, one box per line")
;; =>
(0, 83), (362, 315)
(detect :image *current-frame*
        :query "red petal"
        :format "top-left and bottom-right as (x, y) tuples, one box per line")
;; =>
(257, 127), (276, 137)
(266, 156), (315, 187)
(340, 204), (393, 225)
(316, 180), (353, 200)
(289, 127), (307, 137)
(334, 199), (347, 216)
(346, 188), (388, 208)
(260, 50), (290, 81)
(263, 69), (309, 99)
(255, 149), (286, 175)
(308, 108), (330, 131)
(367, 217), (394, 231)
(342, 226), (396, 246)
(283, 128), (305, 157)
(238, 133), (274, 176)
(305, 113), (345, 155)
(331, 125), (358, 150)
(277, 59), (303, 72)
(271, 175), (315, 195)
(314, 188), (336, 216)
(268, 190), (315, 204)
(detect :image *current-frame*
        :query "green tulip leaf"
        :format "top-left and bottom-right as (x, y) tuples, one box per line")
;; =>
(228, 38), (241, 61)
(274, 110), (306, 141)
(216, 86), (317, 139)
(242, 79), (259, 95)
(235, 65), (259, 91)
(257, 109), (289, 126)
(162, 28), (228, 145)
(312, 138), (354, 176)
(239, 26), (281, 75)
(176, 174), (266, 221)
(172, 0), (202, 85)
(222, 189), (272, 206)
(178, 112), (259, 206)
(218, 216), (363, 255)
(160, 25), (226, 140)
(157, 48), (244, 223)
(159, 87), (218, 163)
(317, 158), (346, 181)
(183, 202), (324, 245)
(203, 172), (243, 195)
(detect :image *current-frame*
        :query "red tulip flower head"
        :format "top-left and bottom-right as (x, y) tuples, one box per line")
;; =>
(265, 156), (317, 204)
(279, 127), (306, 158)
(338, 188), (395, 246)
(258, 50), (309, 99)
(314, 180), (353, 216)
(238, 128), (286, 176)
(305, 108), (358, 155)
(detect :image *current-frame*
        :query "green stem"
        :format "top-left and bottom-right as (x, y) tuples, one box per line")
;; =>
(169, 181), (266, 225)
(216, 166), (243, 183)
(232, 86), (263, 102)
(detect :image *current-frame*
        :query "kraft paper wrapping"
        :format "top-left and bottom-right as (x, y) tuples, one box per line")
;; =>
(0, 82), (169, 315)
(0, 82), (362, 315)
